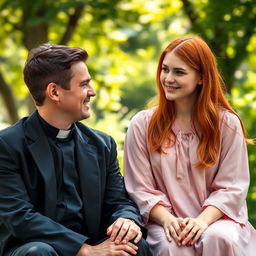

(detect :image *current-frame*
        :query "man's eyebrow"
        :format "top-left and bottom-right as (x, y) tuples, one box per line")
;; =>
(80, 78), (91, 85)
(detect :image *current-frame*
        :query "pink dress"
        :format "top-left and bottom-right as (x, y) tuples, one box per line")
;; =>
(124, 108), (256, 256)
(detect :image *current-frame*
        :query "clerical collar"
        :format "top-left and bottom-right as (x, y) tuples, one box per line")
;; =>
(37, 111), (75, 139)
(56, 129), (72, 139)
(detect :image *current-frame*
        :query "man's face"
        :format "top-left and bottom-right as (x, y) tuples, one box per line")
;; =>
(57, 61), (96, 123)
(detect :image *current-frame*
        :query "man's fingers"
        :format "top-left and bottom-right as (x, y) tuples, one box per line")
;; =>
(133, 230), (143, 244)
(108, 218), (141, 245)
(119, 221), (140, 244)
(109, 219), (123, 241)
(94, 239), (138, 255)
(117, 242), (138, 255)
(114, 221), (130, 244)
(106, 223), (113, 236)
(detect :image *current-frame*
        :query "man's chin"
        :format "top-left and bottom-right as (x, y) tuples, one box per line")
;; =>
(82, 112), (90, 120)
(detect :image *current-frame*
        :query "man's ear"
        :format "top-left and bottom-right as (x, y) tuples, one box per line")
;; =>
(46, 82), (60, 102)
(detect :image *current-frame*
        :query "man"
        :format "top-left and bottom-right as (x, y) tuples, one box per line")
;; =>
(0, 43), (152, 256)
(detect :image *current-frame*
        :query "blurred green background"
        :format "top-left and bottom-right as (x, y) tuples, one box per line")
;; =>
(0, 0), (255, 226)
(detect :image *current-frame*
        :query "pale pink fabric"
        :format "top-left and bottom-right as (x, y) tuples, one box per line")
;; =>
(124, 108), (256, 256)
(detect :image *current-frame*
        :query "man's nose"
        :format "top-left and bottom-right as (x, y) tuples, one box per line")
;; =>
(88, 87), (96, 97)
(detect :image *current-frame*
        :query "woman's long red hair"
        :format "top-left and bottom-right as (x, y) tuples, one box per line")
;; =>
(148, 36), (246, 168)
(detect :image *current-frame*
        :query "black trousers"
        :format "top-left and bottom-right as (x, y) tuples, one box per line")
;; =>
(4, 238), (152, 256)
(136, 237), (153, 256)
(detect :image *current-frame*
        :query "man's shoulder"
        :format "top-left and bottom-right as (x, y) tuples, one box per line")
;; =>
(75, 122), (113, 147)
(0, 117), (27, 140)
(0, 118), (29, 156)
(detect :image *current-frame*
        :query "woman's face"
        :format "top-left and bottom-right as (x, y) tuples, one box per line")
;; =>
(160, 51), (201, 106)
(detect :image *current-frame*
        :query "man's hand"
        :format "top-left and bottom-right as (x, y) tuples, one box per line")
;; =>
(106, 218), (142, 244)
(76, 239), (138, 256)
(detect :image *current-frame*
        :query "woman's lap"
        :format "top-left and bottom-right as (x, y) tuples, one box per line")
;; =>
(146, 219), (253, 256)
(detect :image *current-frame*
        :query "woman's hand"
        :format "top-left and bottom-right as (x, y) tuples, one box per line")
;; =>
(177, 217), (208, 246)
(178, 206), (224, 246)
(163, 216), (186, 245)
(149, 204), (187, 245)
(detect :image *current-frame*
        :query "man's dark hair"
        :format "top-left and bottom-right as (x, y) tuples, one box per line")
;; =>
(23, 43), (88, 106)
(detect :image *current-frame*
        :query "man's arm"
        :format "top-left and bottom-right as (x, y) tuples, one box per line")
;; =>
(0, 137), (87, 256)
(102, 136), (146, 238)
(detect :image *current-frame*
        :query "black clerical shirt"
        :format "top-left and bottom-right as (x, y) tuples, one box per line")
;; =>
(37, 112), (85, 234)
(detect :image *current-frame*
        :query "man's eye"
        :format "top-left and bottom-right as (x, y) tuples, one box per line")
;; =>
(81, 82), (89, 87)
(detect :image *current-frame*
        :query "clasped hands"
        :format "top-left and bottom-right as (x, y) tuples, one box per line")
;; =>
(107, 217), (142, 245)
(164, 216), (208, 246)
(77, 217), (142, 256)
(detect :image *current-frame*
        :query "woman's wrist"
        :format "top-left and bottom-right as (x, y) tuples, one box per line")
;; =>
(197, 206), (224, 225)
(149, 204), (174, 226)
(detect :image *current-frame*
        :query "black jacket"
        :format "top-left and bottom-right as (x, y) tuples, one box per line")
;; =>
(0, 111), (145, 255)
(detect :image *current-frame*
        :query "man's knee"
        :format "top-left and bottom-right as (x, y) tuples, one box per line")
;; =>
(26, 242), (58, 256)
(8, 242), (58, 256)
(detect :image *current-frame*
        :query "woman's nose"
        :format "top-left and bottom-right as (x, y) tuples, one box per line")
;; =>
(166, 72), (175, 83)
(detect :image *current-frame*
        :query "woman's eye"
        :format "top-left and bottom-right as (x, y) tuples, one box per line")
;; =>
(162, 67), (169, 73)
(175, 70), (185, 75)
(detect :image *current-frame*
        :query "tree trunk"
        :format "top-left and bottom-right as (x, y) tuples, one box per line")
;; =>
(0, 72), (19, 124)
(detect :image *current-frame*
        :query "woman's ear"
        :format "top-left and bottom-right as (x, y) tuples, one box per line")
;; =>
(46, 82), (60, 102)
(198, 76), (203, 85)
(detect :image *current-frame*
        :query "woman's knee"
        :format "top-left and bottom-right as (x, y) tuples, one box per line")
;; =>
(146, 224), (175, 255)
(201, 220), (240, 246)
(149, 237), (174, 255)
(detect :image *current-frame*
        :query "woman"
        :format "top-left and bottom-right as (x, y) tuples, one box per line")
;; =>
(124, 36), (256, 255)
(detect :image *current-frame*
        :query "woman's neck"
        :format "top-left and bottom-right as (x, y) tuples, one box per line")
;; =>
(175, 101), (194, 132)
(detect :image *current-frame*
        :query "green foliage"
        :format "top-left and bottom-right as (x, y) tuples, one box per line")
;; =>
(174, 0), (256, 95)
(84, 109), (136, 174)
(247, 143), (256, 227)
(231, 67), (256, 226)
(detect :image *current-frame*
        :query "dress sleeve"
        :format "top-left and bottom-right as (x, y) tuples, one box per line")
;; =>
(124, 110), (172, 224)
(203, 111), (250, 224)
